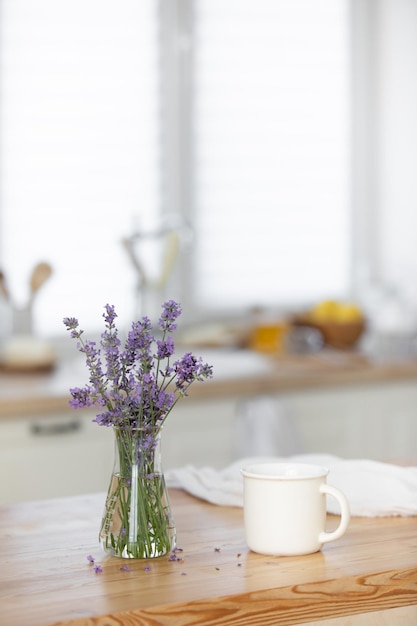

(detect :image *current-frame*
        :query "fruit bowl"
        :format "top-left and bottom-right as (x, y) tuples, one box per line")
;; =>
(292, 314), (366, 349)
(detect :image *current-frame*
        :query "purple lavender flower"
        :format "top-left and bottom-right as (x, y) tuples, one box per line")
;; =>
(101, 306), (121, 384)
(63, 317), (83, 339)
(174, 352), (197, 383)
(63, 317), (79, 330)
(156, 336), (175, 359)
(63, 301), (213, 432)
(93, 411), (115, 427)
(155, 390), (175, 414)
(103, 304), (117, 326)
(123, 318), (153, 370)
(86, 554), (95, 563)
(174, 353), (213, 394)
(79, 340), (105, 393)
(93, 564), (103, 574)
(141, 433), (155, 451)
(69, 386), (96, 409)
(65, 302), (213, 560)
(158, 300), (182, 332)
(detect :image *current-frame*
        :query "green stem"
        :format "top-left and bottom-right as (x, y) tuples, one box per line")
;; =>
(99, 427), (175, 559)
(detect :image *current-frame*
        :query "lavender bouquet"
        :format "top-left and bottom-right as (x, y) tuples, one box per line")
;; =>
(64, 300), (213, 559)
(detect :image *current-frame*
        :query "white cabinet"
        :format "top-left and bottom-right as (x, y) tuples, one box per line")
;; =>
(1, 380), (416, 504)
(0, 399), (238, 505)
(281, 382), (417, 462)
(0, 411), (114, 504)
(161, 381), (417, 468)
(162, 397), (238, 469)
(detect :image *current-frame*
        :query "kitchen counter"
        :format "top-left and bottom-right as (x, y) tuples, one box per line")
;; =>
(2, 348), (417, 418)
(0, 488), (416, 626)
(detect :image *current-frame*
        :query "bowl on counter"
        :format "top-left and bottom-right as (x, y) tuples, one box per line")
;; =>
(0, 334), (56, 373)
(292, 314), (366, 350)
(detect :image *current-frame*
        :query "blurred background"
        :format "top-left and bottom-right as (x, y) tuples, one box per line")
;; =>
(1, 0), (417, 504)
(0, 0), (416, 338)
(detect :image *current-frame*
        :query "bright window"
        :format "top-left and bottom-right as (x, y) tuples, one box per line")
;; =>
(0, 0), (160, 335)
(191, 0), (351, 314)
(0, 0), (352, 336)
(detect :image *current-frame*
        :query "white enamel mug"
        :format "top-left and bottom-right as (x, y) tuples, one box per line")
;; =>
(241, 462), (350, 556)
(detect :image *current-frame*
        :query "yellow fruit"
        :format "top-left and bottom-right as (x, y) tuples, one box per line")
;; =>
(335, 304), (363, 322)
(309, 300), (363, 323)
(310, 300), (339, 322)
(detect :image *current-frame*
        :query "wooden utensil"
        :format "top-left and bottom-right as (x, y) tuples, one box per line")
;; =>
(0, 271), (9, 300)
(29, 262), (52, 301)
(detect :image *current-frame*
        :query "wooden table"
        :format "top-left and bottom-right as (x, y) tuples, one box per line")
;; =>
(1, 489), (416, 626)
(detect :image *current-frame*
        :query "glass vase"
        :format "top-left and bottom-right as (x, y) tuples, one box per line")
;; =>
(99, 426), (176, 559)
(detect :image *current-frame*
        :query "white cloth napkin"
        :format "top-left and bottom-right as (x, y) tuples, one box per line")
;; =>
(165, 454), (417, 517)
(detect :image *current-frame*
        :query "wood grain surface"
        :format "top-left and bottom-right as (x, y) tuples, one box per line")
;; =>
(0, 489), (416, 625)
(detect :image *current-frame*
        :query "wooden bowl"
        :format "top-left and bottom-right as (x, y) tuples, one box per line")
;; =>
(292, 315), (366, 349)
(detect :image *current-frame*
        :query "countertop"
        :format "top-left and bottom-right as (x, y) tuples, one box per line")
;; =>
(2, 348), (417, 419)
(0, 488), (416, 626)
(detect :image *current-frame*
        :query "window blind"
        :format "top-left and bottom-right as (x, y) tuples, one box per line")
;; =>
(0, 0), (160, 335)
(0, 0), (353, 337)
(191, 0), (352, 313)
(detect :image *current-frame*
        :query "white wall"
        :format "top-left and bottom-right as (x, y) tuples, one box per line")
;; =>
(374, 0), (417, 303)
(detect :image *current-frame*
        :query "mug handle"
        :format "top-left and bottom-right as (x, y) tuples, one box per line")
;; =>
(318, 484), (351, 544)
